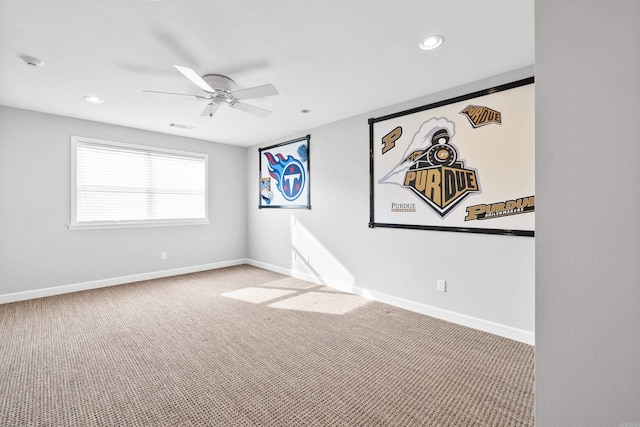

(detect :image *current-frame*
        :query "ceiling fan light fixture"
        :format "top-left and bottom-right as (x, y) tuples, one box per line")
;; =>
(84, 96), (104, 104)
(419, 35), (444, 50)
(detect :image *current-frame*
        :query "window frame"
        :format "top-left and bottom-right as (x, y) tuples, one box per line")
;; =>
(69, 136), (209, 230)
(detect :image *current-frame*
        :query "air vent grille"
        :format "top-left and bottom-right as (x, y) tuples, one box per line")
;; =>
(168, 123), (194, 130)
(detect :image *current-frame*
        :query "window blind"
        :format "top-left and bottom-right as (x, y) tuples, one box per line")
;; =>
(71, 137), (208, 229)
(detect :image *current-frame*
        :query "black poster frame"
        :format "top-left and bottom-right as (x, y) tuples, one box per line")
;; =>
(369, 77), (534, 237)
(258, 134), (311, 210)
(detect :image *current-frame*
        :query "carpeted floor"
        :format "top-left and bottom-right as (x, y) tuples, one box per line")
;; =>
(0, 265), (534, 426)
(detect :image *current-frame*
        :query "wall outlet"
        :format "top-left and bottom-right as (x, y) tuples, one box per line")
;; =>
(292, 251), (297, 260)
(437, 279), (446, 292)
(161, 251), (167, 260)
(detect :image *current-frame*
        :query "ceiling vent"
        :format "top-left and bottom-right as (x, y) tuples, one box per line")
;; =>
(168, 123), (194, 130)
(20, 55), (44, 67)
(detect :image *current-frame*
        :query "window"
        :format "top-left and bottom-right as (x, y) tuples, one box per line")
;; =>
(70, 136), (208, 230)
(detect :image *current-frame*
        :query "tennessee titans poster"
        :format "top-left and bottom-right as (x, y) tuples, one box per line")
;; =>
(259, 135), (310, 209)
(369, 78), (534, 237)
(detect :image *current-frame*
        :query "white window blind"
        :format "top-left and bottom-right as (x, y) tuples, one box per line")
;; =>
(70, 136), (208, 230)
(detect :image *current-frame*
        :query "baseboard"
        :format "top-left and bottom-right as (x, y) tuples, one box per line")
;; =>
(246, 259), (535, 345)
(0, 259), (249, 305)
(2, 258), (535, 345)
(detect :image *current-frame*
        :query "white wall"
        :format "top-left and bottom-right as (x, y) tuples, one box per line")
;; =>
(0, 107), (247, 296)
(535, 0), (640, 425)
(247, 67), (535, 343)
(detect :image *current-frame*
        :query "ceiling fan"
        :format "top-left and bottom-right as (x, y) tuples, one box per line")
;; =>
(144, 65), (279, 118)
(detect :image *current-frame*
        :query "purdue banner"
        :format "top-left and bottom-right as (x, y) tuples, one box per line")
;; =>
(369, 78), (534, 237)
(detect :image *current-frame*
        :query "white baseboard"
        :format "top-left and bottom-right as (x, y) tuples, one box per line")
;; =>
(1, 258), (534, 345)
(246, 259), (535, 345)
(0, 259), (249, 305)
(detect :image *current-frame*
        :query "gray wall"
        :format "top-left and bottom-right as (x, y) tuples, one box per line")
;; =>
(535, 0), (640, 425)
(247, 67), (535, 339)
(0, 107), (247, 294)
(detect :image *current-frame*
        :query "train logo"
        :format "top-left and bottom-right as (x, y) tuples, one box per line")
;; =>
(379, 118), (479, 217)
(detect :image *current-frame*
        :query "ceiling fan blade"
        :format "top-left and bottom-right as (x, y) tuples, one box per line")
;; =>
(231, 84), (279, 100)
(230, 102), (272, 118)
(143, 90), (205, 99)
(201, 103), (220, 117)
(173, 65), (215, 93)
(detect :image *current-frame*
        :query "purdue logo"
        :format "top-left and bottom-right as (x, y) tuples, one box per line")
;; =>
(465, 196), (535, 221)
(379, 118), (480, 218)
(460, 105), (501, 128)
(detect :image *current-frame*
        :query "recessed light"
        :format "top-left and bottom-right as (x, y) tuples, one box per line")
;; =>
(301, 109), (311, 114)
(419, 35), (444, 50)
(84, 96), (104, 104)
(20, 55), (44, 67)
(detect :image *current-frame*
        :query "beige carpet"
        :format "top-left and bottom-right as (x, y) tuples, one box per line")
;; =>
(0, 265), (534, 426)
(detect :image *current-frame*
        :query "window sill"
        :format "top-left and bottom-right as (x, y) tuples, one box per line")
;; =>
(68, 219), (209, 231)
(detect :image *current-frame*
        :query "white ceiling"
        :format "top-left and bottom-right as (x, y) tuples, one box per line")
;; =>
(0, 0), (534, 147)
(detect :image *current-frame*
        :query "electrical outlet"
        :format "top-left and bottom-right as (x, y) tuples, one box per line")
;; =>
(161, 251), (167, 260)
(292, 251), (297, 260)
(437, 279), (446, 292)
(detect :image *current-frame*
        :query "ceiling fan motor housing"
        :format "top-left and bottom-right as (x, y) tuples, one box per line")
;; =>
(202, 74), (236, 93)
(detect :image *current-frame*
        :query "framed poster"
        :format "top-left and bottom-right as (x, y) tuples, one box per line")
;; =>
(259, 135), (311, 209)
(369, 77), (534, 237)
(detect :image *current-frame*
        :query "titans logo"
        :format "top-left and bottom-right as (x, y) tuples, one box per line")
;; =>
(264, 152), (306, 201)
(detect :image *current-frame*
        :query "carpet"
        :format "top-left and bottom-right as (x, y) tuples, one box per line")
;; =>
(0, 265), (534, 426)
